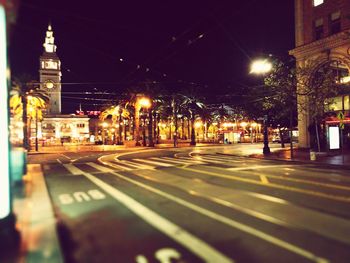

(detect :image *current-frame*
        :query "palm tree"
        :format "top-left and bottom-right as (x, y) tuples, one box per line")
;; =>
(181, 93), (205, 146)
(27, 95), (48, 151)
(198, 106), (213, 141)
(100, 104), (130, 144)
(11, 76), (49, 151)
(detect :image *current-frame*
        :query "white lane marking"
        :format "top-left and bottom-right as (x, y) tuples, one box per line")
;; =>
(155, 248), (181, 263)
(87, 162), (329, 263)
(74, 164), (233, 263)
(202, 155), (241, 163)
(133, 159), (173, 167)
(260, 175), (269, 184)
(56, 158), (62, 164)
(63, 164), (83, 175)
(176, 157), (207, 164)
(88, 162), (114, 173)
(192, 157), (225, 164)
(121, 160), (154, 169)
(151, 157), (204, 165)
(60, 154), (72, 160)
(101, 161), (133, 171)
(165, 157), (206, 164)
(150, 157), (185, 165)
(226, 165), (292, 171)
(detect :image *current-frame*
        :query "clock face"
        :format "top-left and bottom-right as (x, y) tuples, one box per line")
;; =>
(42, 60), (58, 69)
(44, 80), (55, 89)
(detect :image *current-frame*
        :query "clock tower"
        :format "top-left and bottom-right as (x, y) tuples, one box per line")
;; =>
(39, 24), (62, 114)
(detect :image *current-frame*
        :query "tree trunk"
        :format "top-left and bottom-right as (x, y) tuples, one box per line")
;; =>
(181, 116), (185, 139)
(153, 112), (157, 144)
(148, 110), (154, 147)
(190, 115), (196, 146)
(156, 114), (160, 144)
(173, 115), (178, 147)
(118, 115), (123, 144)
(187, 118), (190, 140)
(22, 96), (29, 151)
(35, 109), (39, 151)
(315, 120), (321, 152)
(290, 108), (294, 159)
(123, 119), (127, 141)
(135, 108), (140, 145)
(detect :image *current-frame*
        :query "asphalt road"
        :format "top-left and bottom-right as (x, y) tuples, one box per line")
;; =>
(34, 145), (350, 263)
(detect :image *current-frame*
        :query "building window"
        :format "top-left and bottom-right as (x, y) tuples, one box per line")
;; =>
(330, 11), (341, 35)
(314, 18), (324, 40)
(344, 96), (350, 111)
(77, 123), (85, 128)
(313, 0), (323, 7)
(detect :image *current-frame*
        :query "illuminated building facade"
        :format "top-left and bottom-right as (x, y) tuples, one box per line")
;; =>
(290, 0), (350, 148)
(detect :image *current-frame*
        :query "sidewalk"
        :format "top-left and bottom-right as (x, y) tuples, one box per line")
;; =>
(250, 146), (350, 169)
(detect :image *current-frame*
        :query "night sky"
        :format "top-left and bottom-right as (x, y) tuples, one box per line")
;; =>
(10, 0), (295, 113)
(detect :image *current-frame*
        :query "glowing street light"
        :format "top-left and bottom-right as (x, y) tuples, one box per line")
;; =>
(240, 122), (248, 128)
(139, 97), (151, 108)
(194, 121), (202, 129)
(250, 59), (272, 74)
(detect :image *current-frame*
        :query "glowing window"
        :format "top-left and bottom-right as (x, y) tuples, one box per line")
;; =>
(313, 0), (323, 7)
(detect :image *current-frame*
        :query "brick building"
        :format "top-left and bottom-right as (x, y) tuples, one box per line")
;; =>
(290, 0), (350, 148)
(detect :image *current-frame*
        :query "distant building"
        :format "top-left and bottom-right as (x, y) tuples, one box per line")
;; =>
(290, 0), (350, 148)
(37, 24), (89, 144)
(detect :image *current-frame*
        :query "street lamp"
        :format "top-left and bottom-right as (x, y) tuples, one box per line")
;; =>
(250, 59), (273, 154)
(135, 96), (151, 146)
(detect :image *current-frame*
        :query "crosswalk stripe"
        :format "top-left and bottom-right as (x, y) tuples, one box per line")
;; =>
(207, 155), (245, 162)
(163, 157), (206, 164)
(88, 162), (114, 173)
(201, 155), (240, 162)
(193, 157), (224, 163)
(102, 161), (133, 171)
(133, 159), (173, 167)
(151, 157), (202, 165)
(150, 157), (180, 164)
(121, 160), (154, 169)
(63, 164), (83, 175)
(176, 157), (208, 163)
(187, 156), (226, 164)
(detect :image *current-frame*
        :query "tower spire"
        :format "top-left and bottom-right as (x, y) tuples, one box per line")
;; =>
(43, 23), (57, 53)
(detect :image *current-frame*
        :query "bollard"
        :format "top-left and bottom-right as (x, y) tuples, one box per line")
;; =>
(310, 150), (316, 161)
